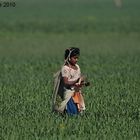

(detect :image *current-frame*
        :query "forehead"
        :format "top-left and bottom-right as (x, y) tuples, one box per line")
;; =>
(71, 55), (79, 59)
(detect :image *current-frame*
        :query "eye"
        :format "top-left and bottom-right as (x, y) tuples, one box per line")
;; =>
(74, 56), (78, 59)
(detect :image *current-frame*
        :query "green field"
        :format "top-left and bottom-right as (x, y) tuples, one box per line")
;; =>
(0, 0), (140, 139)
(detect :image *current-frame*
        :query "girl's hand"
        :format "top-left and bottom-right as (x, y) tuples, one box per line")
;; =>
(75, 82), (81, 87)
(74, 75), (86, 87)
(80, 75), (86, 82)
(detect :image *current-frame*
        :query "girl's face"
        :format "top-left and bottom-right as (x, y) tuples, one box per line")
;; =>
(70, 55), (79, 65)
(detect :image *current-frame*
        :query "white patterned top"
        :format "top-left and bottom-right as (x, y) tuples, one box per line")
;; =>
(61, 64), (81, 82)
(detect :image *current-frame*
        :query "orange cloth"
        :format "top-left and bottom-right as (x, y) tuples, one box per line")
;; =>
(72, 92), (85, 111)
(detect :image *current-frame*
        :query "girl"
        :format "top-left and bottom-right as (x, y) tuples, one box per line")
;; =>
(52, 47), (86, 115)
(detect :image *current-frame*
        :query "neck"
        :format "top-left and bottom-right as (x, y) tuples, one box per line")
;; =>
(69, 61), (76, 66)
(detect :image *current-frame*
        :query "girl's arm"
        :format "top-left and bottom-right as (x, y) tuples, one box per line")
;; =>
(62, 77), (78, 87)
(63, 75), (85, 88)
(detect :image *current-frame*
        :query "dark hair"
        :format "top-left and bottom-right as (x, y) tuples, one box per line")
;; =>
(64, 47), (80, 60)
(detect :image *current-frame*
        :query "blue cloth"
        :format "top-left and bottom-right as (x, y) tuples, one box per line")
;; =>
(66, 97), (79, 115)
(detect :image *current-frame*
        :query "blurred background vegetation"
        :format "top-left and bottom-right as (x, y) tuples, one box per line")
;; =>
(0, 0), (140, 59)
(0, 0), (140, 33)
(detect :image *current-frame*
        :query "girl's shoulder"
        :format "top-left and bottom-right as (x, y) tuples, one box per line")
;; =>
(62, 64), (80, 71)
(62, 65), (69, 69)
(61, 65), (70, 72)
